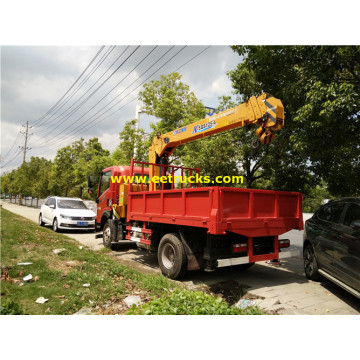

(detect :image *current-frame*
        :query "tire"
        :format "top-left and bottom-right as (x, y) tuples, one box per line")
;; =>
(53, 218), (59, 232)
(39, 213), (45, 226)
(158, 233), (187, 279)
(304, 244), (320, 280)
(103, 220), (115, 249)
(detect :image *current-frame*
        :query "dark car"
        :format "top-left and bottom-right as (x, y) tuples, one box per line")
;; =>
(303, 198), (360, 299)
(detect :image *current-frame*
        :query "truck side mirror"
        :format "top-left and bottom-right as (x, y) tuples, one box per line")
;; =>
(88, 175), (95, 188)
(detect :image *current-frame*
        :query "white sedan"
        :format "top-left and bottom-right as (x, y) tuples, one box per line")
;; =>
(39, 196), (96, 232)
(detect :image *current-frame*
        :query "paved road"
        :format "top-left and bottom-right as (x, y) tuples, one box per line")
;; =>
(1, 200), (359, 315)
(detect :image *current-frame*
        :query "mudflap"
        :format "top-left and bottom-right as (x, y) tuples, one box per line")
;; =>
(108, 219), (125, 243)
(179, 229), (203, 271)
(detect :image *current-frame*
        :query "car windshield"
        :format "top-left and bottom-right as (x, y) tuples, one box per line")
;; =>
(57, 200), (88, 210)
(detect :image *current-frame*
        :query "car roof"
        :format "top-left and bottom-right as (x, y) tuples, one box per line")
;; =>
(48, 196), (83, 201)
(327, 197), (360, 205)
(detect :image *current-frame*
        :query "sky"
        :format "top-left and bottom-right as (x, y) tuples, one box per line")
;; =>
(1, 45), (242, 172)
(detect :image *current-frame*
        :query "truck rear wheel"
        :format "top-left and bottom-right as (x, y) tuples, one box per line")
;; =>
(158, 233), (187, 280)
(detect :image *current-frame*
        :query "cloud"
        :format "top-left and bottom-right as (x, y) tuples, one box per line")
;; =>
(1, 45), (241, 172)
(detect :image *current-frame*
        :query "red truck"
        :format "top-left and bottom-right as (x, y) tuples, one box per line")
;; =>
(89, 94), (303, 279)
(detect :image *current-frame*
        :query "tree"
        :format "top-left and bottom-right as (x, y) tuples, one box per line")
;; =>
(49, 138), (111, 198)
(49, 145), (77, 197)
(1, 157), (52, 197)
(138, 72), (205, 163)
(75, 137), (111, 199)
(228, 46), (360, 196)
(138, 73), (279, 188)
(112, 119), (147, 165)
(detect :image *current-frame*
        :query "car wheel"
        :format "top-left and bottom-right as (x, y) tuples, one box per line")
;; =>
(53, 218), (59, 232)
(103, 220), (115, 249)
(158, 233), (187, 279)
(39, 213), (45, 226)
(304, 244), (320, 280)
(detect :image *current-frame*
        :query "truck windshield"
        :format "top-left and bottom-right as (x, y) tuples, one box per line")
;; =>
(100, 170), (112, 195)
(58, 200), (88, 209)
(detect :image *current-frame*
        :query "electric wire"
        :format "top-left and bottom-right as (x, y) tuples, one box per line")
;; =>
(5, 45), (211, 169)
(1, 131), (23, 160)
(33, 46), (184, 150)
(34, 46), (140, 144)
(174, 45), (211, 72)
(34, 46), (119, 133)
(31, 46), (105, 127)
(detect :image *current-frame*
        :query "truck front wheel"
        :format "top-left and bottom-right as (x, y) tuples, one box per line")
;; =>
(158, 233), (187, 280)
(103, 220), (115, 249)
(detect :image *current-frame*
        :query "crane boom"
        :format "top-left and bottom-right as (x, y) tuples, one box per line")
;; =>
(149, 93), (284, 164)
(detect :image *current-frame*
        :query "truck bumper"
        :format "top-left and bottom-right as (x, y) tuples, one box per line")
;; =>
(216, 249), (301, 268)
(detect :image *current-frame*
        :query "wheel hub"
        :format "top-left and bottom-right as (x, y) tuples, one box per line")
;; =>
(104, 226), (111, 243)
(162, 243), (176, 269)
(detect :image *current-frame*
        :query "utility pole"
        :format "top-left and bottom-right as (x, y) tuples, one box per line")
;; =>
(20, 121), (32, 163)
(134, 105), (143, 158)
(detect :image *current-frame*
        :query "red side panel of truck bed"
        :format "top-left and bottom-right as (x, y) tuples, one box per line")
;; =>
(127, 187), (303, 237)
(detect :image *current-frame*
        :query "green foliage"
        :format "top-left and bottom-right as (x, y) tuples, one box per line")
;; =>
(111, 119), (147, 165)
(1, 157), (52, 197)
(0, 301), (27, 315)
(303, 182), (333, 213)
(127, 288), (263, 315)
(229, 46), (360, 196)
(1, 137), (111, 199)
(73, 138), (111, 199)
(0, 208), (176, 315)
(138, 72), (206, 163)
(139, 72), (205, 134)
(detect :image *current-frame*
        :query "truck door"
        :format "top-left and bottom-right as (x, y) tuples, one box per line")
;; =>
(97, 170), (112, 225)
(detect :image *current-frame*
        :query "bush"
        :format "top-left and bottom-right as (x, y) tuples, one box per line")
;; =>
(127, 288), (263, 315)
(0, 301), (27, 315)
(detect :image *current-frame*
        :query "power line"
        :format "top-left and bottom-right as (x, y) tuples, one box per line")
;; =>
(34, 46), (119, 133)
(31, 46), (106, 127)
(34, 45), (211, 152)
(1, 131), (23, 160)
(8, 45), (211, 168)
(174, 46), (211, 72)
(33, 46), (183, 150)
(33, 46), (141, 146)
(1, 147), (23, 169)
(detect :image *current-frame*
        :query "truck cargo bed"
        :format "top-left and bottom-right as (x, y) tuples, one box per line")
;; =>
(127, 187), (303, 237)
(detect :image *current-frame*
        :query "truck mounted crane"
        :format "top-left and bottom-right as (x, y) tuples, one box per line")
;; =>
(89, 93), (302, 279)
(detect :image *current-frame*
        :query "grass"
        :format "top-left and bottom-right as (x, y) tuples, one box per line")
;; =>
(0, 207), (175, 315)
(128, 288), (264, 315)
(0, 207), (263, 315)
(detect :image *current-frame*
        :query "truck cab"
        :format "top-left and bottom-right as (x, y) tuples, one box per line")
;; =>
(94, 165), (149, 230)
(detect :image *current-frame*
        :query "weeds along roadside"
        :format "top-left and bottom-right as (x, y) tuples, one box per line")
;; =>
(0, 207), (176, 315)
(0, 208), (263, 315)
